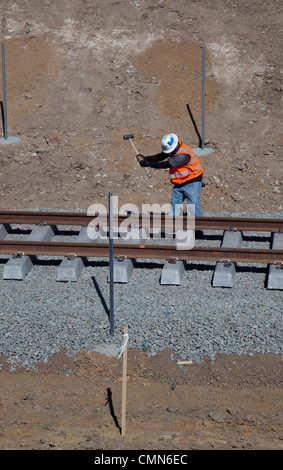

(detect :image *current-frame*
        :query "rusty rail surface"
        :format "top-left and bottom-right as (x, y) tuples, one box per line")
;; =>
(1, 211), (282, 264)
(0, 210), (282, 231)
(0, 240), (282, 264)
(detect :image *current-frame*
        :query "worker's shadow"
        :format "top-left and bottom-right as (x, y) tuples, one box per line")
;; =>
(186, 104), (202, 148)
(105, 387), (121, 434)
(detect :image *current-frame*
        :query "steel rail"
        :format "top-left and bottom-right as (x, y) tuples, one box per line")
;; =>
(0, 240), (282, 264)
(0, 210), (282, 231)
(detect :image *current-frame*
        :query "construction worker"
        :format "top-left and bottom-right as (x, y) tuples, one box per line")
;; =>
(139, 133), (204, 218)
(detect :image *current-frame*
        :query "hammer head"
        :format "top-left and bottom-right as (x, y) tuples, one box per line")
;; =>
(123, 134), (134, 140)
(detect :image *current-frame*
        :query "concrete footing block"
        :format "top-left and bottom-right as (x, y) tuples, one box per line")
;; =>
(76, 226), (97, 243)
(212, 261), (237, 288)
(26, 225), (55, 242)
(0, 224), (10, 240)
(212, 230), (242, 288)
(174, 229), (195, 249)
(108, 228), (147, 284)
(267, 233), (283, 290)
(3, 254), (35, 280)
(160, 260), (185, 285)
(3, 225), (55, 280)
(56, 227), (97, 282)
(111, 258), (135, 283)
(56, 255), (85, 282)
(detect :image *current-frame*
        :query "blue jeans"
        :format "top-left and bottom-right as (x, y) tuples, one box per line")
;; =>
(170, 181), (203, 216)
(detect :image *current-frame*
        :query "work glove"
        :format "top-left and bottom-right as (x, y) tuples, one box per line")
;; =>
(139, 159), (149, 167)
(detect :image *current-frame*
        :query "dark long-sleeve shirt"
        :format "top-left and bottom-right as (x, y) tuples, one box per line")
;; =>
(144, 152), (170, 168)
(144, 146), (203, 185)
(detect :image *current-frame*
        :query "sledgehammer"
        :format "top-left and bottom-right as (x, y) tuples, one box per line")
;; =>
(123, 134), (152, 178)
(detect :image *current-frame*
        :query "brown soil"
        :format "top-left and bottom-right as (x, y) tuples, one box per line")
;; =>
(0, 349), (282, 450)
(0, 0), (282, 451)
(0, 0), (282, 213)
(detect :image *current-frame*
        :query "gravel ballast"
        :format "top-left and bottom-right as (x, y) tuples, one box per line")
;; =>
(0, 211), (282, 371)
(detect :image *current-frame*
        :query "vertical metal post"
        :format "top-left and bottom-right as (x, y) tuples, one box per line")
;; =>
(109, 191), (114, 336)
(201, 46), (205, 150)
(1, 43), (8, 140)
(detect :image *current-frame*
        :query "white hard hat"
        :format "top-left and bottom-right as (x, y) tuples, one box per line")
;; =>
(161, 133), (178, 153)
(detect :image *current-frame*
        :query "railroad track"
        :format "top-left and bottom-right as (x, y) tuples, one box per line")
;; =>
(0, 211), (282, 288)
(0, 210), (282, 231)
(0, 240), (282, 264)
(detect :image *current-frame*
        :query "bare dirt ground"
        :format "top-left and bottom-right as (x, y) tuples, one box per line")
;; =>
(0, 350), (282, 451)
(0, 0), (282, 451)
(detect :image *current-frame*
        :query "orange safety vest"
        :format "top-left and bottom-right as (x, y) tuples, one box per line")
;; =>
(169, 142), (203, 185)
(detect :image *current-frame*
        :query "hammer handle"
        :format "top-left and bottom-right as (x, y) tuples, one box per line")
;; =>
(128, 138), (139, 155)
(128, 138), (152, 178)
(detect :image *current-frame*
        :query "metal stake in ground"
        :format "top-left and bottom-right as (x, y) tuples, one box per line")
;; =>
(123, 134), (152, 178)
(108, 191), (114, 336)
(0, 43), (21, 145)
